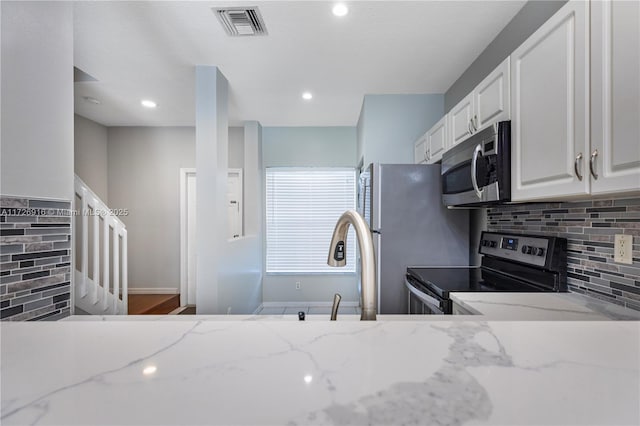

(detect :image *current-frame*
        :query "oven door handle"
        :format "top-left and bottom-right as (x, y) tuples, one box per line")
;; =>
(471, 144), (484, 199)
(404, 278), (443, 311)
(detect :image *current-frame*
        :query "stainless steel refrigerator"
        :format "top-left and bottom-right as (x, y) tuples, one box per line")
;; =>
(358, 163), (469, 314)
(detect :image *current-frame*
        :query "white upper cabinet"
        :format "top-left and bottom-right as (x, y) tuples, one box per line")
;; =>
(511, 0), (590, 201)
(414, 133), (427, 164)
(474, 57), (510, 132)
(426, 115), (448, 164)
(416, 113), (448, 165)
(448, 92), (474, 147)
(590, 0), (640, 195)
(448, 58), (511, 148)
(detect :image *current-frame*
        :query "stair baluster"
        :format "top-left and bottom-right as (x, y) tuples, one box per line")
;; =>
(74, 176), (128, 315)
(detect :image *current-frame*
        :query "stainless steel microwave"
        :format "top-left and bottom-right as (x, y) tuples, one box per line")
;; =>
(441, 121), (511, 207)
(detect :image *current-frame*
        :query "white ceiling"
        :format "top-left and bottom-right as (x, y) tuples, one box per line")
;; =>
(73, 0), (526, 127)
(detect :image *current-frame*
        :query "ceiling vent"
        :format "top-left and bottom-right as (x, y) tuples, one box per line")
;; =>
(214, 7), (268, 36)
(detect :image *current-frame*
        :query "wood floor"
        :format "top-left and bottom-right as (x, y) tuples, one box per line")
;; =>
(128, 294), (180, 315)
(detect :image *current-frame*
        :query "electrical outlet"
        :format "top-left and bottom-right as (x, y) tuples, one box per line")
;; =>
(614, 234), (633, 265)
(295, 281), (301, 290)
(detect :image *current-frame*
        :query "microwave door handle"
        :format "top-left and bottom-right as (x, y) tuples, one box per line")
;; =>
(471, 144), (484, 199)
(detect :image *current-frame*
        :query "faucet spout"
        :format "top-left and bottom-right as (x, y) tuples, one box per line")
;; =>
(327, 210), (376, 320)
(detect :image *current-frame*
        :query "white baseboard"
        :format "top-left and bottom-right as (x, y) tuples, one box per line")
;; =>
(260, 301), (359, 308)
(128, 288), (180, 295)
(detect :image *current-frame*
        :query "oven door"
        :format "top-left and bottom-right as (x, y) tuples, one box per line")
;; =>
(404, 277), (446, 315)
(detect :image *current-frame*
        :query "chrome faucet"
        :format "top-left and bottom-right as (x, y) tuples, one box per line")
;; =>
(330, 293), (341, 321)
(327, 210), (376, 320)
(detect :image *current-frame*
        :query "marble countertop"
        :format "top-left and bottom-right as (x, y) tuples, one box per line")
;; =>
(450, 292), (640, 320)
(2, 318), (639, 425)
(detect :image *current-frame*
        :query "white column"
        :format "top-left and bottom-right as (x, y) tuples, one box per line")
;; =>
(195, 66), (229, 314)
(0, 1), (74, 200)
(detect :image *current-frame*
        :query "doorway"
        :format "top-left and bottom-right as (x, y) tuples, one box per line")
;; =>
(179, 168), (243, 307)
(227, 169), (243, 239)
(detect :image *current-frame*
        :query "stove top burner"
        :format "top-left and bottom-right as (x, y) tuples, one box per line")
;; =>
(406, 266), (549, 299)
(406, 231), (568, 311)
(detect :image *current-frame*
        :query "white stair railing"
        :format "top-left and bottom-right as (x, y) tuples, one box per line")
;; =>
(73, 176), (128, 315)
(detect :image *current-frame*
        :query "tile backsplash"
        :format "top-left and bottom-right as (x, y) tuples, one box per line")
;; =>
(1, 196), (72, 321)
(487, 197), (640, 311)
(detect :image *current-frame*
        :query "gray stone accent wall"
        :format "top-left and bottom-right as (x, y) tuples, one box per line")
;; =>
(1, 196), (72, 320)
(487, 197), (640, 311)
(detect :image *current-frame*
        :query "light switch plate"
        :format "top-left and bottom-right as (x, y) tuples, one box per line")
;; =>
(614, 234), (633, 265)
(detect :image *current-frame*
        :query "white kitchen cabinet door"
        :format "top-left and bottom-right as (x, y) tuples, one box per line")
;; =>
(511, 0), (590, 201)
(474, 57), (510, 132)
(590, 0), (640, 195)
(426, 115), (447, 164)
(448, 93), (474, 147)
(414, 134), (427, 164)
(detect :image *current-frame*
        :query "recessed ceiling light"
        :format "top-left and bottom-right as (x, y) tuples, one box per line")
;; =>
(83, 96), (101, 105)
(141, 99), (157, 108)
(302, 92), (313, 101)
(332, 3), (349, 17)
(142, 365), (157, 376)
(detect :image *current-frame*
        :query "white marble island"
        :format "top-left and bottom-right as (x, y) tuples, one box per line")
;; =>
(2, 318), (639, 425)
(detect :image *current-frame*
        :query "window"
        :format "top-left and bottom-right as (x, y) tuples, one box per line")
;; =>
(266, 168), (356, 273)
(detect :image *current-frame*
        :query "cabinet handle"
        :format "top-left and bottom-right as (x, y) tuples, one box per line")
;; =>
(574, 153), (583, 181)
(589, 149), (598, 180)
(473, 115), (478, 131)
(426, 148), (430, 160)
(468, 120), (473, 135)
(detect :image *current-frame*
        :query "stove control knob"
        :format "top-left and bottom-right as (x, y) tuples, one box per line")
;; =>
(489, 241), (497, 248)
(521, 245), (529, 254)
(481, 240), (488, 247)
(535, 247), (545, 256)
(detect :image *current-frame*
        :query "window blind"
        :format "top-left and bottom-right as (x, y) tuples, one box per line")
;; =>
(266, 168), (356, 273)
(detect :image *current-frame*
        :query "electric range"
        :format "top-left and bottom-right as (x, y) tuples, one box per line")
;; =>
(405, 231), (567, 314)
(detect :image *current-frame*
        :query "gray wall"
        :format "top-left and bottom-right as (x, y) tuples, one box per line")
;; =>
(444, 0), (568, 111)
(74, 115), (109, 203)
(263, 126), (357, 168)
(244, 122), (263, 237)
(262, 126), (359, 303)
(357, 94), (444, 167)
(1, 1), (74, 200)
(229, 127), (245, 169)
(107, 127), (195, 291)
